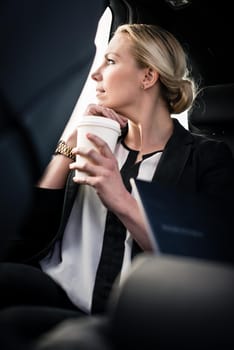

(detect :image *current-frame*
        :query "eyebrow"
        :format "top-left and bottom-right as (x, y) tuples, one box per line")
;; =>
(104, 52), (121, 58)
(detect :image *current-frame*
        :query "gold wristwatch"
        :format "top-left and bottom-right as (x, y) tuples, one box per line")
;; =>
(54, 140), (76, 161)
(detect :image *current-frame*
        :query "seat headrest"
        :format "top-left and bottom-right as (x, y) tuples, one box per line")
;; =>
(188, 84), (234, 154)
(188, 84), (234, 126)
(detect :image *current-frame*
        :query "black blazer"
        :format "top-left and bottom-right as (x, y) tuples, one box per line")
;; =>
(6, 119), (234, 263)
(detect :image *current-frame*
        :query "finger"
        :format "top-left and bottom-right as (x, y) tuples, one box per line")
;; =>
(71, 144), (109, 172)
(84, 104), (127, 128)
(72, 174), (97, 187)
(72, 148), (104, 167)
(85, 105), (116, 120)
(72, 173), (90, 185)
(71, 146), (89, 156)
(84, 104), (107, 116)
(86, 133), (113, 158)
(69, 156), (101, 182)
(70, 160), (99, 177)
(102, 108), (128, 128)
(97, 107), (128, 128)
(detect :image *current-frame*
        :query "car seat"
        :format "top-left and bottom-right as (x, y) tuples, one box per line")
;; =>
(108, 254), (234, 349)
(35, 254), (234, 350)
(187, 83), (234, 156)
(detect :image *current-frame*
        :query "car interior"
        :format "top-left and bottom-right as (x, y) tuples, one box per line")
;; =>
(1, 0), (234, 348)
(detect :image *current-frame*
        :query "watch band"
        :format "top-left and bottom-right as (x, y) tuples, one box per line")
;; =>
(54, 140), (76, 161)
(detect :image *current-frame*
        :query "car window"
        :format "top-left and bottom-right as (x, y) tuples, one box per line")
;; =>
(61, 7), (112, 139)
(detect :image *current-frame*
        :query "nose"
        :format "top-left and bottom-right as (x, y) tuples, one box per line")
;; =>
(91, 66), (102, 81)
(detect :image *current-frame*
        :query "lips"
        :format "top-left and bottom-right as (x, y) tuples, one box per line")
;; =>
(96, 88), (105, 97)
(96, 88), (105, 93)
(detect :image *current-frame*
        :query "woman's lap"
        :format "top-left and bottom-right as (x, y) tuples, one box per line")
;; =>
(0, 262), (77, 310)
(0, 262), (88, 350)
(0, 306), (85, 350)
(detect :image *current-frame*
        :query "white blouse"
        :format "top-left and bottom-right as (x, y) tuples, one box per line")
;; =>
(40, 141), (162, 313)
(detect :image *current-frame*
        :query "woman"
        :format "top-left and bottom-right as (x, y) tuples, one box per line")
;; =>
(0, 24), (234, 348)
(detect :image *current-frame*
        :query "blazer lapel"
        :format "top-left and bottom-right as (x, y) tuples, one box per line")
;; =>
(153, 119), (194, 186)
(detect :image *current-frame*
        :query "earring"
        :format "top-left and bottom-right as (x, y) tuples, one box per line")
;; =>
(141, 84), (145, 90)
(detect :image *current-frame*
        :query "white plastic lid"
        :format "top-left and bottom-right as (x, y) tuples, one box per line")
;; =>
(77, 116), (121, 134)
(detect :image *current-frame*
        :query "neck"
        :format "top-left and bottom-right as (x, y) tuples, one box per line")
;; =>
(124, 99), (174, 156)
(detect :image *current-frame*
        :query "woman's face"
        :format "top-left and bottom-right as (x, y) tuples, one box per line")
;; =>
(91, 32), (145, 115)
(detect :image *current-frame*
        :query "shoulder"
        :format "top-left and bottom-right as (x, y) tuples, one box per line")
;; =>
(174, 118), (233, 160)
(190, 132), (233, 163)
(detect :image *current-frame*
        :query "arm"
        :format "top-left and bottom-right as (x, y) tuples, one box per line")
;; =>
(114, 189), (153, 251)
(38, 132), (77, 189)
(18, 130), (78, 260)
(38, 104), (127, 189)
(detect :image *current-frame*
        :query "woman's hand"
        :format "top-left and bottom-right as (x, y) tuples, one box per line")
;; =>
(70, 132), (153, 251)
(84, 104), (128, 129)
(70, 133), (127, 213)
(62, 104), (127, 150)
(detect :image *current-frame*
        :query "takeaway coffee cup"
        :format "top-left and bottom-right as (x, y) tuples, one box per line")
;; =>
(76, 116), (121, 179)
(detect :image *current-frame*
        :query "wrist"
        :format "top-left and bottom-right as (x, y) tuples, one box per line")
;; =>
(54, 140), (76, 161)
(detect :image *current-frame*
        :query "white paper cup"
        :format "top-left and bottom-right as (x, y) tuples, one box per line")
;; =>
(75, 116), (121, 179)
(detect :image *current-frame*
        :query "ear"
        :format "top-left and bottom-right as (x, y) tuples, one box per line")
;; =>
(142, 67), (159, 89)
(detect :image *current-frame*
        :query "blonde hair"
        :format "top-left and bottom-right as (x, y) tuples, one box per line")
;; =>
(115, 24), (198, 114)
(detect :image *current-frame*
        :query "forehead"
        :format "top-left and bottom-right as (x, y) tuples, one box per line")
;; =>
(106, 32), (132, 55)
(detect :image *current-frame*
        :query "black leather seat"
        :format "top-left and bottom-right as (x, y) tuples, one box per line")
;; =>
(188, 83), (234, 156)
(109, 254), (234, 349)
(35, 254), (234, 350)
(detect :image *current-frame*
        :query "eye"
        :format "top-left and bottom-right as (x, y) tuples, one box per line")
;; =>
(106, 58), (115, 65)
